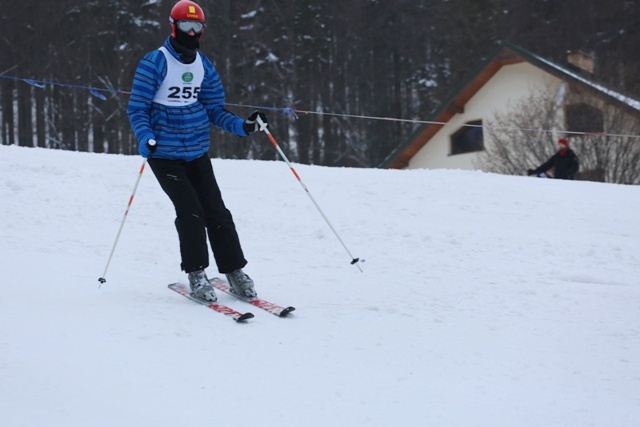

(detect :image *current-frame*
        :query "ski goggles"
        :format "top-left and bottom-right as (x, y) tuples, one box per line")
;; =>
(176, 20), (205, 34)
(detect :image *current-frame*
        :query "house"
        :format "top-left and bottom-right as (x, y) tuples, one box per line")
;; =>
(380, 42), (640, 177)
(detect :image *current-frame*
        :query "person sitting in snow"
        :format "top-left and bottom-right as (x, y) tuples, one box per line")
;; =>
(127, 0), (267, 302)
(527, 138), (579, 180)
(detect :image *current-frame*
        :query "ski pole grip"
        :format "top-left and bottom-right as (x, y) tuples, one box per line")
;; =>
(256, 115), (269, 133)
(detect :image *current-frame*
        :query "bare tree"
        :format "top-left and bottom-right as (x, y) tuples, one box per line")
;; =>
(575, 103), (640, 184)
(478, 90), (640, 184)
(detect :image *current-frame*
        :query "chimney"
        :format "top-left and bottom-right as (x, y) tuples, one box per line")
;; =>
(566, 50), (595, 74)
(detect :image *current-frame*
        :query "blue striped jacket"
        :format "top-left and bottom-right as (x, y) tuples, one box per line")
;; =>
(127, 37), (247, 161)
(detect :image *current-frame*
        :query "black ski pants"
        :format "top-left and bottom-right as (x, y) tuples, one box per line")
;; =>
(148, 155), (247, 274)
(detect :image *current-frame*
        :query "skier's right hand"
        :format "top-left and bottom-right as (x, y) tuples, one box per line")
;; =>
(139, 138), (157, 158)
(527, 169), (536, 176)
(147, 139), (157, 153)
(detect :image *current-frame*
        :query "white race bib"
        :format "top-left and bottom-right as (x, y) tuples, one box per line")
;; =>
(152, 46), (204, 106)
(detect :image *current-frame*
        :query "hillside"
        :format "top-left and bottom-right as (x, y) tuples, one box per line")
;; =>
(1, 145), (639, 426)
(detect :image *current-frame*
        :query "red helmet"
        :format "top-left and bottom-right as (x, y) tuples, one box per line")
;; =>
(169, 1), (206, 38)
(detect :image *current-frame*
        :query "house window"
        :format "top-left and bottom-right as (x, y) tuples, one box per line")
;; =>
(451, 120), (484, 155)
(565, 103), (604, 133)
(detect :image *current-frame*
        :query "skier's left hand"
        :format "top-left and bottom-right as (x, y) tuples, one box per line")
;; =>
(243, 111), (269, 135)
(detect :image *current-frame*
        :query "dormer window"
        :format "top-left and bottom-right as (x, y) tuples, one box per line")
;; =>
(565, 103), (604, 134)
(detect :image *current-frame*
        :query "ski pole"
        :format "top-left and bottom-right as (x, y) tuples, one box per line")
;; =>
(98, 158), (148, 286)
(256, 116), (363, 272)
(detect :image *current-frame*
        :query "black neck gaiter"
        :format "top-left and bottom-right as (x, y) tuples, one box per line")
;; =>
(171, 32), (199, 63)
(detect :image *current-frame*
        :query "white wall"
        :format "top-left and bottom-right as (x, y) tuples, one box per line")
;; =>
(407, 62), (563, 170)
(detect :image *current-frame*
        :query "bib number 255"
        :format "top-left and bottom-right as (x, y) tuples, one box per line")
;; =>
(168, 86), (201, 100)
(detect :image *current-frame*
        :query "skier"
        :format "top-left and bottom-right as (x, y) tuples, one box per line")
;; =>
(527, 138), (580, 180)
(127, 0), (267, 302)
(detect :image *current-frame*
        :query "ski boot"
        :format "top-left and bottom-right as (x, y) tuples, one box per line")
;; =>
(226, 269), (257, 298)
(188, 269), (217, 302)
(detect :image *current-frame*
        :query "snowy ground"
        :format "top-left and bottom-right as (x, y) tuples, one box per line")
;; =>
(1, 144), (639, 426)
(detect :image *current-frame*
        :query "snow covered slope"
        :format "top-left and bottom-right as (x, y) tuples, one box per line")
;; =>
(1, 145), (639, 426)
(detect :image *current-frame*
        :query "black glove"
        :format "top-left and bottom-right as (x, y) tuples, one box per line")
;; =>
(527, 169), (536, 176)
(243, 111), (268, 134)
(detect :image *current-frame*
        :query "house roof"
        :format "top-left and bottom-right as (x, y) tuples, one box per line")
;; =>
(380, 41), (640, 169)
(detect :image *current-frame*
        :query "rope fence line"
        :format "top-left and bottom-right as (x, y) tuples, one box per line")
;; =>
(1, 74), (639, 140)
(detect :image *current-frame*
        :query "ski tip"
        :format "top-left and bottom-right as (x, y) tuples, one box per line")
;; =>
(237, 312), (255, 322)
(279, 307), (296, 317)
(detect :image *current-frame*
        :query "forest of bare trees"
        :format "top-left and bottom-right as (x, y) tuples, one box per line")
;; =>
(1, 0), (638, 167)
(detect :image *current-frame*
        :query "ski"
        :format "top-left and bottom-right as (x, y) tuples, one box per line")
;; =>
(209, 277), (296, 318)
(168, 283), (254, 322)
